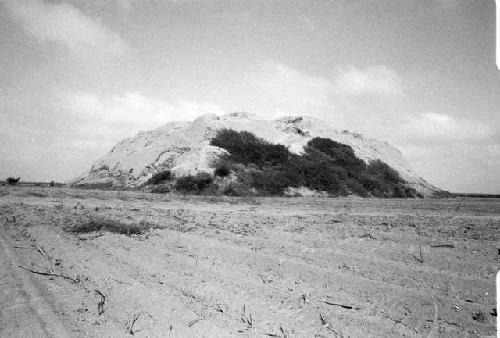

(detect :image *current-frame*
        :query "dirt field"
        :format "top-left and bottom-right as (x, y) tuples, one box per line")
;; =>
(0, 186), (498, 337)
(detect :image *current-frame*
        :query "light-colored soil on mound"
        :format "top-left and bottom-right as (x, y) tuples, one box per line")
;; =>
(0, 186), (497, 337)
(74, 113), (438, 195)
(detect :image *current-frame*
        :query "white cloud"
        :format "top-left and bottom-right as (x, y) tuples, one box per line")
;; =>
(255, 61), (402, 116)
(253, 61), (496, 146)
(57, 91), (225, 145)
(332, 65), (402, 95)
(251, 61), (405, 131)
(256, 61), (332, 115)
(4, 0), (128, 56)
(62, 91), (175, 126)
(487, 144), (500, 156)
(396, 112), (495, 143)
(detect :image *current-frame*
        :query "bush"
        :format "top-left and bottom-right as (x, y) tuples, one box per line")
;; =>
(175, 172), (213, 193)
(211, 129), (289, 167)
(147, 170), (172, 185)
(251, 169), (291, 195)
(150, 184), (171, 194)
(6, 177), (20, 185)
(214, 160), (231, 177)
(306, 138), (366, 178)
(222, 182), (254, 196)
(68, 216), (159, 236)
(210, 129), (418, 198)
(346, 178), (368, 197)
(366, 160), (401, 183)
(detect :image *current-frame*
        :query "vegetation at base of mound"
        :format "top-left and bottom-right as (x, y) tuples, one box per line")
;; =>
(146, 170), (172, 185)
(214, 160), (231, 177)
(75, 181), (114, 190)
(174, 172), (215, 194)
(209, 129), (421, 198)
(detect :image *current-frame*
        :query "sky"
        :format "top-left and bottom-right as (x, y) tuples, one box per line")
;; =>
(0, 0), (499, 193)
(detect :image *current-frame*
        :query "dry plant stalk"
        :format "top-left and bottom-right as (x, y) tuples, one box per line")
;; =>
(36, 246), (46, 256)
(311, 296), (360, 310)
(127, 312), (142, 335)
(319, 313), (344, 337)
(411, 239), (424, 264)
(18, 265), (78, 283)
(94, 289), (106, 315)
(240, 304), (254, 329)
(416, 272), (438, 338)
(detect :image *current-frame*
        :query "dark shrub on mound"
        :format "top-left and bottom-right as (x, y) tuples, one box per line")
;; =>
(360, 160), (420, 198)
(306, 138), (366, 178)
(175, 172), (213, 193)
(210, 129), (418, 198)
(211, 129), (289, 167)
(251, 169), (291, 195)
(214, 159), (231, 177)
(366, 160), (400, 183)
(147, 170), (172, 185)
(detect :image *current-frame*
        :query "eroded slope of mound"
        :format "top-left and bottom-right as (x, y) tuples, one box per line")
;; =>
(73, 113), (438, 195)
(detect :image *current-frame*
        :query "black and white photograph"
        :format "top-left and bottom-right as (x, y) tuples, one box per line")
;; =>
(0, 0), (498, 337)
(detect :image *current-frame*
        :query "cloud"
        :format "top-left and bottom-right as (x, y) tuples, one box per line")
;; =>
(252, 61), (403, 125)
(57, 91), (225, 144)
(252, 61), (404, 130)
(0, 89), (224, 180)
(256, 62), (332, 114)
(4, 0), (128, 56)
(332, 65), (402, 95)
(395, 112), (495, 143)
(253, 61), (496, 144)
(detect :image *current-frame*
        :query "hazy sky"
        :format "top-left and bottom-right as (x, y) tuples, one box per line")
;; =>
(1, 0), (499, 193)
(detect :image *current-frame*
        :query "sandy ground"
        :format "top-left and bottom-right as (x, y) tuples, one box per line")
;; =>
(0, 186), (498, 337)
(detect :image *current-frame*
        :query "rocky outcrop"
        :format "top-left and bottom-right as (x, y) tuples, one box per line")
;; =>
(72, 112), (439, 195)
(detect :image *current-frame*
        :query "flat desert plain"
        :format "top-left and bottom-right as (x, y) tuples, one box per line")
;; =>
(0, 186), (498, 337)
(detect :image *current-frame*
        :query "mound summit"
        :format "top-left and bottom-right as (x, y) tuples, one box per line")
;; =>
(73, 112), (438, 196)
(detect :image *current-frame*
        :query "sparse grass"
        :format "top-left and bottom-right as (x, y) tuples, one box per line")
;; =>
(26, 190), (48, 198)
(67, 216), (160, 236)
(228, 196), (262, 205)
(151, 184), (171, 194)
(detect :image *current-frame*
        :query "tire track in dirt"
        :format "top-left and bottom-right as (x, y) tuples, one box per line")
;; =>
(0, 228), (70, 338)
